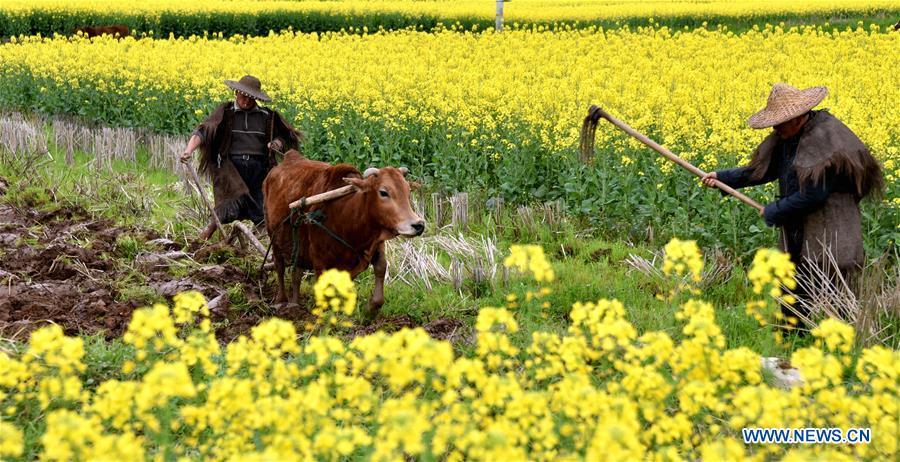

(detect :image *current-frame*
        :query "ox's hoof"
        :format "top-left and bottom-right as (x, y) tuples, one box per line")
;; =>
(361, 306), (381, 325)
(271, 301), (300, 310)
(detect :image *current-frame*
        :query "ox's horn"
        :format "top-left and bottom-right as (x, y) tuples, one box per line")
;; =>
(363, 167), (380, 178)
(398, 167), (408, 175)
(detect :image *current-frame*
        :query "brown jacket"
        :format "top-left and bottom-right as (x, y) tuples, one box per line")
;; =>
(195, 102), (301, 223)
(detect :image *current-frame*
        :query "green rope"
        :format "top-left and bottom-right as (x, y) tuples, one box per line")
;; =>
(286, 197), (361, 273)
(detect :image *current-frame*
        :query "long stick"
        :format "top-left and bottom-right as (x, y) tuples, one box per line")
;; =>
(183, 162), (227, 238)
(232, 222), (267, 256)
(289, 184), (355, 209)
(587, 106), (764, 212)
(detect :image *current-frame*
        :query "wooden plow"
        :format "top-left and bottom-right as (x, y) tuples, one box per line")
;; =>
(580, 105), (764, 212)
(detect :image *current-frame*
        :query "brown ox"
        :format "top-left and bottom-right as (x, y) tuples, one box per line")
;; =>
(263, 150), (425, 318)
(73, 25), (130, 38)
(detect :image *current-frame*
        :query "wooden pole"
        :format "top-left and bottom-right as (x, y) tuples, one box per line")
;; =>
(183, 162), (227, 238)
(588, 105), (765, 212)
(288, 184), (355, 210)
(496, 0), (504, 32)
(232, 222), (267, 256)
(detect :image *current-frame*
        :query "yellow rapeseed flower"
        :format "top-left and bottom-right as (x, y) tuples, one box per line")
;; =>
(0, 420), (24, 458)
(505, 244), (555, 283)
(663, 238), (703, 282)
(311, 269), (358, 330)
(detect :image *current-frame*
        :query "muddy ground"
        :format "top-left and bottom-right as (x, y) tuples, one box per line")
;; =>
(0, 178), (467, 344)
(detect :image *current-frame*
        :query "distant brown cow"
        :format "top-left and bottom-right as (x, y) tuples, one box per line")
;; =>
(263, 150), (425, 318)
(73, 25), (130, 38)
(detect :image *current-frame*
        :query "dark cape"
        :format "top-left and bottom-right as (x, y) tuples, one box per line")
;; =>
(720, 110), (883, 272)
(195, 102), (302, 223)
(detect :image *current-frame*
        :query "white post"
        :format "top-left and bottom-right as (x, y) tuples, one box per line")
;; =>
(495, 0), (504, 32)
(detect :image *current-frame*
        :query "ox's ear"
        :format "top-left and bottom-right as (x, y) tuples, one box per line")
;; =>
(408, 181), (422, 191)
(343, 177), (369, 191)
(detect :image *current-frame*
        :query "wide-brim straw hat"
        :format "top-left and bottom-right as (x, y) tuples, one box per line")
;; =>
(224, 75), (272, 102)
(747, 83), (828, 129)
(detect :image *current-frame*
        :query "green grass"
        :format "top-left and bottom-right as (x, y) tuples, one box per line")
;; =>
(357, 236), (797, 359)
(81, 335), (134, 388)
(0, 139), (194, 234)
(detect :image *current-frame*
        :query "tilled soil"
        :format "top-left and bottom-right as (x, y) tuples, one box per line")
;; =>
(0, 180), (465, 344)
(0, 201), (150, 341)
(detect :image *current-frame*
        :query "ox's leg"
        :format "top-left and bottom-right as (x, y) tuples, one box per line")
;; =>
(365, 243), (387, 322)
(274, 252), (287, 304)
(290, 264), (304, 307)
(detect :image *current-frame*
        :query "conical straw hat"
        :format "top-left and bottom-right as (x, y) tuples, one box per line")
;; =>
(224, 75), (272, 102)
(747, 83), (828, 129)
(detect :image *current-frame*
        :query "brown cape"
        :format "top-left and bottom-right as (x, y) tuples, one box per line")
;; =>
(194, 102), (302, 223)
(746, 111), (883, 270)
(746, 110), (882, 198)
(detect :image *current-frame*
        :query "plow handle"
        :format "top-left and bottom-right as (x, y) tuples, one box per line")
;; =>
(184, 162), (227, 238)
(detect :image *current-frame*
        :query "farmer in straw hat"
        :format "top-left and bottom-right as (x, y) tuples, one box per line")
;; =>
(702, 83), (883, 328)
(181, 75), (302, 240)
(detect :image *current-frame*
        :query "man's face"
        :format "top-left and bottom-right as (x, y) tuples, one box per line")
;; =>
(774, 114), (808, 139)
(235, 91), (256, 110)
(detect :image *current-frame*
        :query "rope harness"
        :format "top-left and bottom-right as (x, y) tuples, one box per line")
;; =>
(258, 196), (364, 279)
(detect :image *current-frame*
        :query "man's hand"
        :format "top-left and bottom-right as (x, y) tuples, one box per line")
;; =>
(267, 139), (284, 152)
(180, 151), (192, 164)
(701, 171), (717, 188)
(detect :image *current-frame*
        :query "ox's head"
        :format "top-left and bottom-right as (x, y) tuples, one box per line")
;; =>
(344, 167), (425, 238)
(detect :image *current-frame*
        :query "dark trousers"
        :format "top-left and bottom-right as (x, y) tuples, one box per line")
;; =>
(230, 155), (268, 225)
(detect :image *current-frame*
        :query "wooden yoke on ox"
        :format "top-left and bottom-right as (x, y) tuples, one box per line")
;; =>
(288, 185), (356, 210)
(287, 168), (405, 209)
(580, 105), (764, 213)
